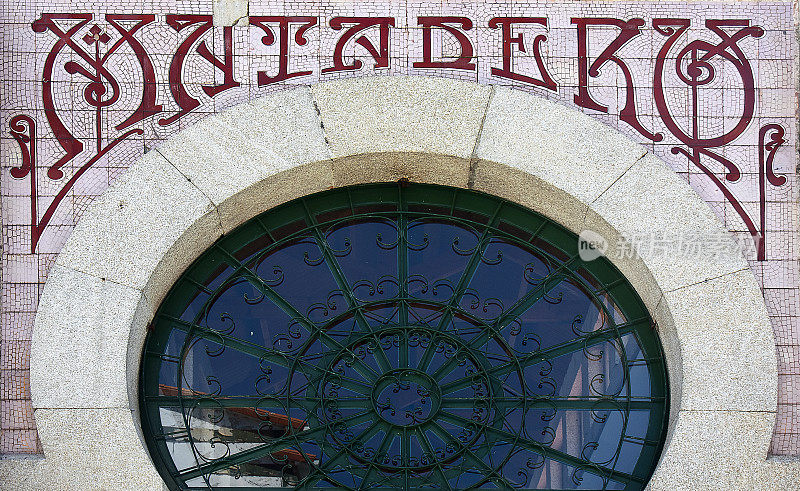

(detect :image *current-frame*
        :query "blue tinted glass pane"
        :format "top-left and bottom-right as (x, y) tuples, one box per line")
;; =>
(141, 185), (667, 490)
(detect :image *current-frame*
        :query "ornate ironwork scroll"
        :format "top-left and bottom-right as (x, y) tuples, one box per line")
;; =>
(140, 183), (669, 490)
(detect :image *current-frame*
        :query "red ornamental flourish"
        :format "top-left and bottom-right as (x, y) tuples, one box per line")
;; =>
(324, 17), (395, 73)
(652, 18), (783, 260)
(8, 13), (787, 258)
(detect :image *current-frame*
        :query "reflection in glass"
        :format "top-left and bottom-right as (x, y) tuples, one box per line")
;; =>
(140, 184), (669, 490)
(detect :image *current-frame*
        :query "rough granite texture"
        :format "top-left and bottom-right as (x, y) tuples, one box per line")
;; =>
(663, 269), (778, 412)
(587, 153), (752, 291)
(330, 152), (473, 188)
(2, 77), (792, 488)
(476, 87), (649, 204)
(156, 87), (333, 232)
(0, 0), (797, 484)
(53, 150), (224, 307)
(313, 77), (492, 159)
(30, 265), (151, 410)
(213, 0), (249, 26)
(470, 158), (590, 233)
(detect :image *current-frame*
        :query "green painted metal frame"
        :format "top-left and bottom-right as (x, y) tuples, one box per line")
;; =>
(139, 182), (669, 490)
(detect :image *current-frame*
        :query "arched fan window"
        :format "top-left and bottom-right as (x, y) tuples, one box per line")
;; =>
(140, 183), (669, 490)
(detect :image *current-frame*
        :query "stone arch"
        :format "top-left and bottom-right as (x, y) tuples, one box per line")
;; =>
(16, 77), (796, 489)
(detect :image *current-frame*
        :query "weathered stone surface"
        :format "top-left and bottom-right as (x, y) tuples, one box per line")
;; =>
(54, 150), (223, 307)
(653, 296), (683, 423)
(476, 87), (647, 204)
(19, 77), (786, 489)
(471, 159), (589, 234)
(331, 152), (470, 188)
(587, 153), (750, 292)
(649, 410), (776, 490)
(30, 266), (151, 410)
(663, 269), (777, 412)
(0, 409), (163, 491)
(213, 0), (248, 26)
(312, 76), (491, 159)
(156, 87), (332, 232)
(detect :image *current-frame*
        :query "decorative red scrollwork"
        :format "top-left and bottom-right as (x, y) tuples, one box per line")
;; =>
(757, 124), (786, 260)
(105, 15), (163, 130)
(6, 13), (789, 261)
(160, 15), (240, 125)
(32, 14), (160, 172)
(572, 17), (662, 142)
(19, 13), (153, 252)
(250, 16), (317, 85)
(323, 17), (395, 73)
(412, 17), (476, 71)
(488, 17), (557, 91)
(653, 18), (782, 260)
(31, 13), (90, 179)
(8, 114), (140, 253)
(8, 116), (35, 181)
(8, 115), (37, 250)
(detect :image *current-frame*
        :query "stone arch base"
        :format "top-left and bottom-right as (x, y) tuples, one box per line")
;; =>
(1, 77), (796, 489)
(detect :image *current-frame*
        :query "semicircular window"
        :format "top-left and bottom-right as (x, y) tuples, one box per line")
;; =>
(140, 183), (669, 490)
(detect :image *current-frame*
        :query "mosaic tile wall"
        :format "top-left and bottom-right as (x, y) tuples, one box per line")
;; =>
(0, 0), (798, 456)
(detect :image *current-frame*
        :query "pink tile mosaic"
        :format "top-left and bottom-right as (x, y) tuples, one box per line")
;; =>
(0, 0), (798, 456)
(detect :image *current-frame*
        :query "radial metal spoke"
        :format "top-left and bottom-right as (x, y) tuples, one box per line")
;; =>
(299, 419), (387, 490)
(356, 426), (397, 489)
(213, 245), (313, 327)
(412, 426), (453, 491)
(402, 427), (410, 489)
(164, 314), (374, 397)
(439, 396), (661, 411)
(416, 202), (504, 372)
(149, 395), (371, 411)
(398, 184), (409, 340)
(233, 271), (382, 382)
(427, 421), (512, 490)
(301, 200), (394, 373)
(439, 318), (646, 396)
(315, 328), (382, 383)
(431, 256), (580, 383)
(143, 185), (668, 491)
(178, 409), (375, 481)
(209, 245), (372, 378)
(436, 412), (643, 485)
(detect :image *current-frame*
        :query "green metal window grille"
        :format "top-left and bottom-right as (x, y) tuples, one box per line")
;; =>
(140, 182), (669, 490)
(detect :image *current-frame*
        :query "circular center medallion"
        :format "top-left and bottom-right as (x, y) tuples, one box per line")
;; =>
(140, 183), (669, 490)
(372, 368), (440, 427)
